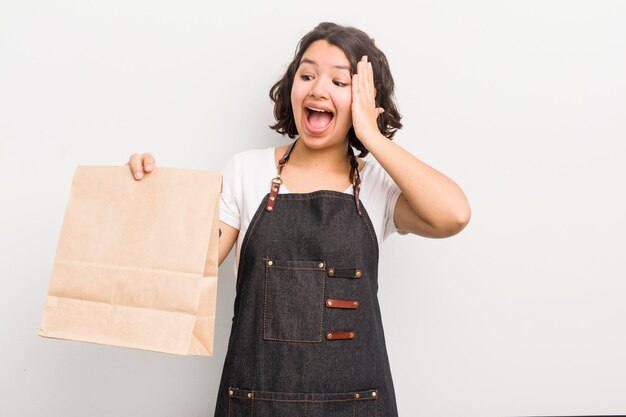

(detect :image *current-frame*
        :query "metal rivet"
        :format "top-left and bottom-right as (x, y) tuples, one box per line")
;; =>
(267, 260), (273, 266)
(247, 392), (253, 399)
(229, 389), (234, 396)
(326, 332), (333, 340)
(354, 393), (360, 399)
(355, 270), (362, 278)
(328, 268), (335, 276)
(267, 206), (273, 211)
(326, 300), (333, 307)
(318, 262), (324, 268)
(349, 332), (354, 338)
(353, 301), (359, 308)
(372, 391), (377, 397)
(272, 187), (278, 192)
(270, 196), (275, 201)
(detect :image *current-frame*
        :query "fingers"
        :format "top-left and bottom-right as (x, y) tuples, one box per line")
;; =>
(143, 153), (155, 172)
(353, 56), (382, 116)
(354, 55), (375, 101)
(363, 56), (375, 93)
(351, 56), (385, 140)
(128, 153), (156, 180)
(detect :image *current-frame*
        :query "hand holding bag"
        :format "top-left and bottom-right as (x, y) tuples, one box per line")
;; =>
(39, 165), (222, 356)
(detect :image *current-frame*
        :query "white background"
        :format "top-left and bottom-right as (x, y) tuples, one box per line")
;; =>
(1, 1), (625, 416)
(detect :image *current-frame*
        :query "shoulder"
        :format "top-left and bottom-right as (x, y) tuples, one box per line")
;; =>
(221, 147), (275, 175)
(221, 147), (275, 207)
(227, 147), (274, 166)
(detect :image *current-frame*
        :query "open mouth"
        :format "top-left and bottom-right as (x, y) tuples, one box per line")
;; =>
(304, 106), (334, 132)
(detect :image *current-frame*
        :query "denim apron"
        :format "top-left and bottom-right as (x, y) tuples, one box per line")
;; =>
(214, 140), (399, 417)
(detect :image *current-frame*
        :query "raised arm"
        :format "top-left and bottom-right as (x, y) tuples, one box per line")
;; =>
(351, 56), (471, 238)
(363, 139), (470, 238)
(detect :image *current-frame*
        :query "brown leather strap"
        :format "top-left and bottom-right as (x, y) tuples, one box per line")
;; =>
(265, 179), (281, 212)
(265, 141), (298, 212)
(325, 299), (359, 309)
(348, 145), (363, 217)
(266, 139), (362, 216)
(277, 139), (298, 175)
(326, 330), (355, 340)
(327, 267), (363, 279)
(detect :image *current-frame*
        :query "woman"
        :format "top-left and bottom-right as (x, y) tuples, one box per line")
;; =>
(129, 22), (470, 417)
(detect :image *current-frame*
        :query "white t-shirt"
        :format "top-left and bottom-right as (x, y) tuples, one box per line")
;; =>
(220, 147), (402, 277)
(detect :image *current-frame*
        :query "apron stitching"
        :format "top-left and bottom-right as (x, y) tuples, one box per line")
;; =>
(232, 396), (377, 403)
(375, 393), (379, 417)
(262, 337), (323, 343)
(304, 394), (308, 417)
(262, 262), (325, 343)
(267, 266), (326, 270)
(360, 214), (378, 247)
(278, 194), (353, 201)
(319, 271), (326, 341)
(262, 264), (268, 343)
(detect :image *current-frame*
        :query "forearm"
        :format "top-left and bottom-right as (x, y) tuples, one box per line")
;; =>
(218, 221), (238, 266)
(363, 133), (471, 231)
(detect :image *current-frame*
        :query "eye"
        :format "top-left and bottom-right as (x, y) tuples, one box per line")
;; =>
(300, 74), (314, 81)
(333, 80), (348, 87)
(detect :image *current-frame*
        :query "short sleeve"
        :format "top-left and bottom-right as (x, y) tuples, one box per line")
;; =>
(219, 154), (241, 230)
(382, 174), (402, 240)
(360, 158), (404, 243)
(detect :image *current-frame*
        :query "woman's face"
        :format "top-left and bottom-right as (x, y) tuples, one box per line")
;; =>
(291, 40), (353, 150)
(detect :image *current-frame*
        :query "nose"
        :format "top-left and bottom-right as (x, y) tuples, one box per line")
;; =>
(308, 78), (329, 100)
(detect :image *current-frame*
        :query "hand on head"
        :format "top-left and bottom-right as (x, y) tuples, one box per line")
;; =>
(351, 55), (385, 143)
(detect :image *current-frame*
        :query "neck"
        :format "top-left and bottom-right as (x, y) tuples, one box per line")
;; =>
(289, 139), (351, 171)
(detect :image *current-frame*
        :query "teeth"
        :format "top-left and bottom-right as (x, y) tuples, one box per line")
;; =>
(307, 107), (328, 113)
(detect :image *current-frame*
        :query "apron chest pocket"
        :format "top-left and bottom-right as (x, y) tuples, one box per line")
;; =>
(228, 387), (379, 417)
(262, 258), (326, 342)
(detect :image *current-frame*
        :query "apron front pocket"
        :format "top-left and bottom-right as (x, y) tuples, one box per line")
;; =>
(228, 386), (379, 417)
(262, 258), (326, 342)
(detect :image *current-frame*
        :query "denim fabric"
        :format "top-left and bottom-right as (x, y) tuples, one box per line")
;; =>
(214, 190), (399, 417)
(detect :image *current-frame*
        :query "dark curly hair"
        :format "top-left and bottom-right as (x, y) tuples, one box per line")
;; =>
(269, 22), (403, 157)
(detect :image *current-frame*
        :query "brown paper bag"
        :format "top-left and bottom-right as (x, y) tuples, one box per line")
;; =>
(39, 166), (222, 356)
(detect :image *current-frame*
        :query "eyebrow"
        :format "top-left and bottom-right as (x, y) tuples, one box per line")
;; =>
(300, 58), (351, 72)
